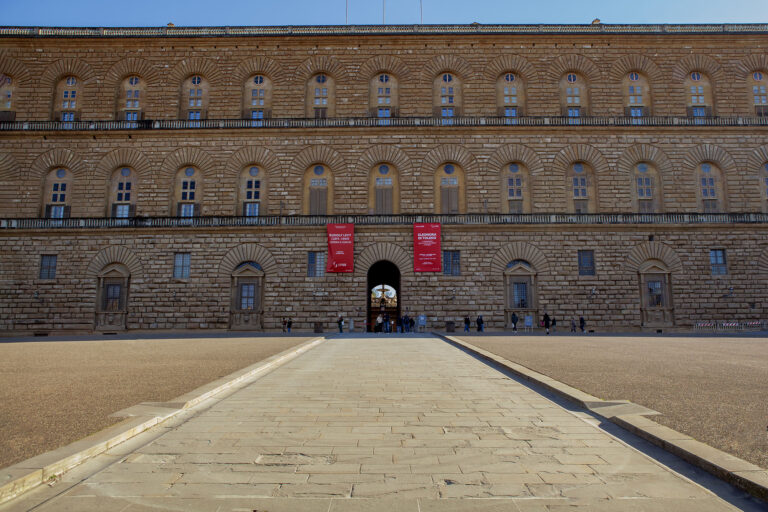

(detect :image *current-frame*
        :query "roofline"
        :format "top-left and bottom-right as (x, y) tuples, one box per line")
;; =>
(1, 23), (768, 38)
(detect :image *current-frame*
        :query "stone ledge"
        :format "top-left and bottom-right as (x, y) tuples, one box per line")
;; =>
(0, 336), (326, 506)
(441, 334), (768, 504)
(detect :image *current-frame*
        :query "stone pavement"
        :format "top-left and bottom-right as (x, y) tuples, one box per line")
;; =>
(1, 336), (755, 511)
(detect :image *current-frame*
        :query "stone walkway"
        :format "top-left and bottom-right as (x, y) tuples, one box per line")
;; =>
(2, 336), (751, 511)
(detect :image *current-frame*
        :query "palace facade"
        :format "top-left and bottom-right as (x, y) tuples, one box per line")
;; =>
(1, 23), (767, 335)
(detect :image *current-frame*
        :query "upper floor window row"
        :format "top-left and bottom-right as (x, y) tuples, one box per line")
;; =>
(8, 66), (768, 123)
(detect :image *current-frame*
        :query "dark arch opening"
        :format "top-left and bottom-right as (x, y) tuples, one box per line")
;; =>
(366, 260), (401, 332)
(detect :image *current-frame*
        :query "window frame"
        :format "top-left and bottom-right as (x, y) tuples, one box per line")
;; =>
(577, 250), (596, 276)
(173, 252), (191, 279)
(307, 251), (326, 278)
(709, 249), (728, 276)
(442, 250), (461, 276)
(39, 254), (58, 280)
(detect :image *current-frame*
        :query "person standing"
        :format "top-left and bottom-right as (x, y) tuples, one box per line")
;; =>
(511, 312), (518, 332)
(376, 314), (383, 333)
(464, 315), (471, 333)
(476, 315), (484, 332)
(337, 316), (344, 333)
(551, 317), (557, 333)
(287, 318), (292, 333)
(282, 318), (287, 333)
(543, 312), (551, 335)
(579, 316), (586, 333)
(570, 317), (576, 333)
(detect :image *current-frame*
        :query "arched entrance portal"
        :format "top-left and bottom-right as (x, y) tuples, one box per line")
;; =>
(367, 260), (401, 332)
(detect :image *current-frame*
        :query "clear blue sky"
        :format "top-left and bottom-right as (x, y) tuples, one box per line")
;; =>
(3, 0), (767, 26)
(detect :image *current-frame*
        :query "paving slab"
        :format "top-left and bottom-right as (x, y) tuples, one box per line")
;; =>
(0, 336), (758, 511)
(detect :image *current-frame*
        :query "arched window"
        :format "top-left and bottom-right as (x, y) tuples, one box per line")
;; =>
(497, 72), (525, 119)
(117, 75), (144, 121)
(567, 162), (596, 214)
(369, 163), (399, 214)
(762, 162), (768, 213)
(95, 263), (130, 330)
(639, 259), (674, 327)
(560, 72), (589, 119)
(43, 168), (72, 218)
(243, 74), (272, 124)
(434, 72), (462, 123)
(698, 162), (725, 213)
(181, 75), (209, 121)
(435, 163), (465, 214)
(623, 71), (651, 118)
(370, 73), (398, 122)
(504, 259), (537, 327)
(54, 76), (81, 122)
(304, 164), (333, 215)
(634, 162), (662, 213)
(685, 71), (714, 118)
(109, 167), (137, 218)
(306, 73), (335, 119)
(230, 261), (264, 330)
(0, 74), (15, 121)
(238, 165), (266, 216)
(174, 166), (201, 217)
(750, 71), (768, 117)
(503, 163), (530, 214)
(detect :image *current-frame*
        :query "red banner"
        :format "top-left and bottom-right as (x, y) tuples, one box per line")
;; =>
(326, 223), (354, 273)
(413, 223), (442, 272)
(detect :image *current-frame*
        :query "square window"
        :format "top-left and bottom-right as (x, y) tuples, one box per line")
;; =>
(173, 253), (191, 278)
(578, 250), (595, 276)
(307, 251), (326, 277)
(245, 202), (259, 216)
(442, 251), (460, 276)
(710, 249), (727, 275)
(39, 254), (57, 279)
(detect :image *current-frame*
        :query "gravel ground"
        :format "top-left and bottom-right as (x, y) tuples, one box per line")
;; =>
(457, 334), (768, 469)
(0, 335), (312, 469)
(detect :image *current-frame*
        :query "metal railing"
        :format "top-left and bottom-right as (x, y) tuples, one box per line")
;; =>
(2, 115), (768, 132)
(2, 212), (768, 230)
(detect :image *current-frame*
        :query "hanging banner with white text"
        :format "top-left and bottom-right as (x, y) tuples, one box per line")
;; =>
(326, 223), (354, 273)
(413, 223), (442, 272)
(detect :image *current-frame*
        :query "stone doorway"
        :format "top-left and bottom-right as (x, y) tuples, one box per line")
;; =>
(367, 260), (401, 332)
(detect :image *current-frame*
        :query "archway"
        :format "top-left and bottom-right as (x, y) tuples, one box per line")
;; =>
(367, 260), (401, 332)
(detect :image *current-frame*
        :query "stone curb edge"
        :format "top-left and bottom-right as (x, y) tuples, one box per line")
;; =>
(0, 336), (326, 506)
(439, 334), (768, 504)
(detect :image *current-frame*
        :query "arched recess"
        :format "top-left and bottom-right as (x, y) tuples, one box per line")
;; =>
(672, 54), (725, 84)
(86, 245), (143, 279)
(544, 54), (602, 84)
(29, 148), (87, 184)
(0, 153), (18, 181)
(39, 58), (96, 90)
(552, 144), (611, 176)
(736, 54), (768, 80)
(483, 54), (538, 84)
(616, 144), (672, 213)
(421, 54), (474, 83)
(289, 145), (349, 178)
(624, 241), (683, 274)
(0, 54), (32, 114)
(293, 55), (349, 84)
(161, 147), (216, 181)
(354, 145), (413, 178)
(420, 144), (479, 176)
(490, 242), (550, 276)
(358, 55), (411, 82)
(168, 57), (223, 87)
(94, 149), (153, 215)
(355, 242), (412, 277)
(226, 146), (281, 180)
(748, 145), (768, 211)
(487, 144), (544, 176)
(683, 145), (736, 210)
(758, 246), (768, 274)
(233, 56), (286, 86)
(103, 57), (159, 91)
(609, 54), (665, 84)
(218, 243), (279, 276)
(747, 144), (768, 172)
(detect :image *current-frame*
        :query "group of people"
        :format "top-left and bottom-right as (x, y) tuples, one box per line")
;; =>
(463, 315), (484, 332)
(374, 313), (417, 333)
(280, 318), (293, 332)
(508, 312), (587, 334)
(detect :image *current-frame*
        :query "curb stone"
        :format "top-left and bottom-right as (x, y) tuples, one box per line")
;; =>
(0, 336), (326, 506)
(440, 334), (768, 504)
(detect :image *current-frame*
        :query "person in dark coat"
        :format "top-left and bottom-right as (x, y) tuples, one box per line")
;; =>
(464, 315), (471, 332)
(337, 316), (344, 333)
(543, 313), (551, 335)
(476, 315), (484, 332)
(510, 312), (518, 332)
(579, 316), (586, 333)
(551, 317), (557, 333)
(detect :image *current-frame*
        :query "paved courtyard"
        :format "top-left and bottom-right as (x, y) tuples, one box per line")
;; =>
(2, 336), (757, 511)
